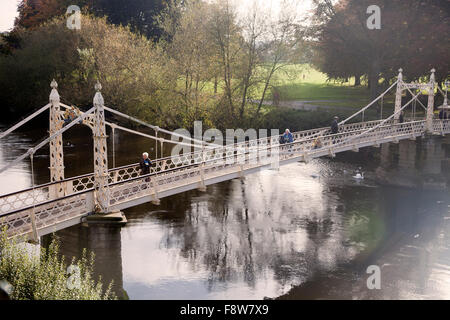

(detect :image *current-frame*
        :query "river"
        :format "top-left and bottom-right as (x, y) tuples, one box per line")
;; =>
(1, 124), (449, 300)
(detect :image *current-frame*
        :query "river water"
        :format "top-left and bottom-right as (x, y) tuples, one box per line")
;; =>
(1, 125), (449, 300)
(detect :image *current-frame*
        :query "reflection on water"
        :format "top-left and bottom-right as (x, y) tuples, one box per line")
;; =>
(1, 126), (449, 300)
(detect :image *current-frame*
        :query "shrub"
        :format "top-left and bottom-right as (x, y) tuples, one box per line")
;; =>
(0, 229), (116, 300)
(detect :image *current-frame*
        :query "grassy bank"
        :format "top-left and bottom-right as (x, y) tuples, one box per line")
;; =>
(261, 64), (395, 110)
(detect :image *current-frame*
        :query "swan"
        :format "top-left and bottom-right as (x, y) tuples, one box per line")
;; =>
(353, 172), (364, 180)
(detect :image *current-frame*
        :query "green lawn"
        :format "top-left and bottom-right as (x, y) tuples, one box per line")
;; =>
(265, 64), (395, 110)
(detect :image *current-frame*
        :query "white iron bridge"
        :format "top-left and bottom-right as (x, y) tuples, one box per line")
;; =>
(0, 69), (449, 242)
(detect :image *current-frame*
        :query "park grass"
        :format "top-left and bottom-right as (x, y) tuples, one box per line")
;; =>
(263, 64), (396, 110)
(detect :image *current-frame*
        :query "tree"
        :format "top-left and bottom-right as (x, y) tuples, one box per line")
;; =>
(14, 0), (170, 41)
(159, 0), (219, 128)
(15, 0), (92, 29)
(253, 0), (304, 118)
(312, 0), (450, 106)
(93, 0), (170, 40)
(0, 15), (174, 127)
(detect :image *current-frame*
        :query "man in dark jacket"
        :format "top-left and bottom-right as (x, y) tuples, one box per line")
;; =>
(399, 111), (405, 123)
(331, 116), (339, 134)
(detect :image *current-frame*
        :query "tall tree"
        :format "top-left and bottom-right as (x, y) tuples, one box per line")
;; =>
(93, 0), (169, 40)
(14, 0), (170, 40)
(15, 0), (92, 29)
(312, 0), (449, 105)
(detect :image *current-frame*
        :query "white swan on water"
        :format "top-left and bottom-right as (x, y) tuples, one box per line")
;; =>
(353, 172), (364, 180)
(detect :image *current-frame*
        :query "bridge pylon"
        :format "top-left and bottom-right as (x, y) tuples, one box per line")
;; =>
(395, 68), (436, 132)
(92, 82), (110, 213)
(394, 69), (403, 122)
(426, 69), (436, 133)
(49, 80), (65, 198)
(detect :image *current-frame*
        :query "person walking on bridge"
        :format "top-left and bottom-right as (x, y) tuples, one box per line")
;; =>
(280, 129), (294, 145)
(140, 152), (152, 182)
(399, 111), (405, 123)
(331, 116), (340, 145)
(331, 116), (339, 134)
(281, 129), (294, 154)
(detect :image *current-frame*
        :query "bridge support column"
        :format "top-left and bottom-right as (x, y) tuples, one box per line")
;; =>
(49, 80), (65, 198)
(426, 69), (436, 133)
(394, 69), (403, 122)
(92, 82), (110, 213)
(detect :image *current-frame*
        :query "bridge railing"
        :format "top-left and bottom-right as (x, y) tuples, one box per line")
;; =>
(0, 120), (385, 215)
(0, 189), (94, 239)
(433, 119), (450, 134)
(106, 120), (426, 211)
(1, 119), (443, 239)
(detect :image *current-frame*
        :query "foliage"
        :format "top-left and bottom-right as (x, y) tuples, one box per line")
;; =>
(0, 229), (116, 300)
(15, 0), (170, 41)
(0, 15), (175, 127)
(311, 0), (450, 100)
(158, 0), (306, 129)
(2, 0), (422, 131)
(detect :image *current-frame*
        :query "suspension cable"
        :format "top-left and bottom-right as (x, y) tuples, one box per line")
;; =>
(301, 80), (399, 143)
(339, 80), (398, 126)
(30, 150), (35, 188)
(111, 125), (116, 168)
(380, 95), (383, 120)
(332, 91), (423, 149)
(29, 149), (39, 242)
(405, 87), (427, 111)
(0, 104), (51, 140)
(108, 122), (200, 150)
(0, 107), (95, 175)
(103, 106), (219, 148)
(155, 130), (158, 159)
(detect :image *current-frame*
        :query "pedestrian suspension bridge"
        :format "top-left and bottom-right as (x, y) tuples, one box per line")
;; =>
(0, 69), (449, 242)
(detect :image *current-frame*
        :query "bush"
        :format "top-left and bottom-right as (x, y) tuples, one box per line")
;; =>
(0, 229), (116, 300)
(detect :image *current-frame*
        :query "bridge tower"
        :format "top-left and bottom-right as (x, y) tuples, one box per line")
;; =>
(426, 69), (436, 133)
(394, 68), (403, 122)
(395, 68), (436, 132)
(49, 80), (65, 197)
(92, 82), (110, 213)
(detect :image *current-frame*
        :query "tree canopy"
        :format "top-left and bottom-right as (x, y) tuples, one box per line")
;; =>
(312, 0), (449, 97)
(14, 0), (170, 40)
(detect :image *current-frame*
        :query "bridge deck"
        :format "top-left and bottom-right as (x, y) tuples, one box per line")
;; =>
(1, 119), (449, 240)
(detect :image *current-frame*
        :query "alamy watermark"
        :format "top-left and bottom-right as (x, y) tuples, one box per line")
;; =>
(66, 264), (81, 290)
(169, 121), (283, 167)
(366, 265), (381, 290)
(66, 5), (81, 30)
(366, 5), (381, 30)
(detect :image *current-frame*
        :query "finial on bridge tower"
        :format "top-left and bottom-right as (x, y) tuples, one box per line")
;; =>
(50, 79), (58, 89)
(430, 68), (436, 82)
(95, 81), (102, 92)
(397, 68), (403, 81)
(93, 81), (104, 106)
(49, 79), (60, 103)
